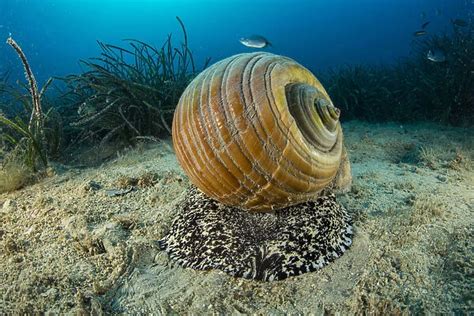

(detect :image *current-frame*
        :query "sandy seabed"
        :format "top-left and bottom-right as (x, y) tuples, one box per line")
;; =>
(0, 121), (473, 314)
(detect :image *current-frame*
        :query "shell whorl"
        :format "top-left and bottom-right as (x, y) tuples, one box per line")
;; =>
(172, 52), (345, 211)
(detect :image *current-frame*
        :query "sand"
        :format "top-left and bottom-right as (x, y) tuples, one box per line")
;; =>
(0, 121), (473, 314)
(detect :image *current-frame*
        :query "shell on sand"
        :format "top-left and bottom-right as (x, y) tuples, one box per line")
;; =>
(163, 53), (353, 281)
(172, 52), (349, 211)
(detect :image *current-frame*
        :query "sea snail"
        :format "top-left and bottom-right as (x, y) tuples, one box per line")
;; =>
(161, 53), (353, 281)
(172, 52), (351, 211)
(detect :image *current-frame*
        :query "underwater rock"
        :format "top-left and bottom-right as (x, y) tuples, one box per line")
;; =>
(1, 199), (17, 213)
(83, 180), (102, 192)
(159, 187), (352, 281)
(62, 215), (89, 240)
(91, 222), (128, 254)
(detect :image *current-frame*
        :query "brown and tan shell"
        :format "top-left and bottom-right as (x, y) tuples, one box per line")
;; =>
(172, 52), (350, 212)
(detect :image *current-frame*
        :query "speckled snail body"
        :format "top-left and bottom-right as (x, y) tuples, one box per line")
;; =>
(172, 52), (348, 211)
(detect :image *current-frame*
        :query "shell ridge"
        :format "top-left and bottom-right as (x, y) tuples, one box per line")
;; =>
(242, 56), (333, 208)
(264, 59), (326, 184)
(278, 65), (333, 175)
(216, 53), (284, 207)
(203, 53), (262, 201)
(212, 54), (263, 202)
(275, 63), (342, 186)
(184, 69), (239, 201)
(240, 55), (290, 207)
(174, 85), (218, 195)
(242, 59), (294, 207)
(258, 59), (322, 198)
(196, 55), (251, 202)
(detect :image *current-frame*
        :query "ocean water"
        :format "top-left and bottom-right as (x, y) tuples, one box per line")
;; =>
(0, 0), (470, 84)
(0, 0), (473, 314)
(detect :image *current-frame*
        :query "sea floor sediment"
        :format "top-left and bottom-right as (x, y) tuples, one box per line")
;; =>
(0, 121), (472, 314)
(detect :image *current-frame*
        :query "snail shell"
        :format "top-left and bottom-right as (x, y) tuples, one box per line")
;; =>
(172, 52), (348, 211)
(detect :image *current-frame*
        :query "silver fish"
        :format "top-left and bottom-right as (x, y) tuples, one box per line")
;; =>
(413, 30), (427, 37)
(239, 35), (272, 48)
(427, 48), (446, 63)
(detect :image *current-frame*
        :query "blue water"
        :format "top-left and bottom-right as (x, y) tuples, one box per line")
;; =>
(0, 0), (471, 84)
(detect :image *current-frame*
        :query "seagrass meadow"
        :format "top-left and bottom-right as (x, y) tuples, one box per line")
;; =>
(322, 28), (474, 125)
(0, 0), (473, 314)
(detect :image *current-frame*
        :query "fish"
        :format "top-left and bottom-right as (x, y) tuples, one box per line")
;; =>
(435, 9), (441, 16)
(413, 30), (427, 37)
(421, 21), (430, 29)
(427, 48), (446, 63)
(239, 35), (272, 48)
(451, 19), (468, 27)
(105, 187), (134, 197)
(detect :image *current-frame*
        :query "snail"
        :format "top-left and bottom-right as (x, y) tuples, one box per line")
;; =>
(172, 52), (351, 211)
(160, 52), (353, 281)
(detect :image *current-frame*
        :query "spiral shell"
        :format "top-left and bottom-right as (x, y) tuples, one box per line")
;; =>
(172, 52), (347, 211)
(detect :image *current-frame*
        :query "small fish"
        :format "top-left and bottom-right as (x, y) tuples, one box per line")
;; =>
(451, 19), (468, 27)
(420, 11), (426, 19)
(239, 35), (272, 48)
(421, 21), (430, 29)
(105, 187), (134, 197)
(427, 48), (446, 63)
(413, 30), (427, 37)
(435, 9), (441, 16)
